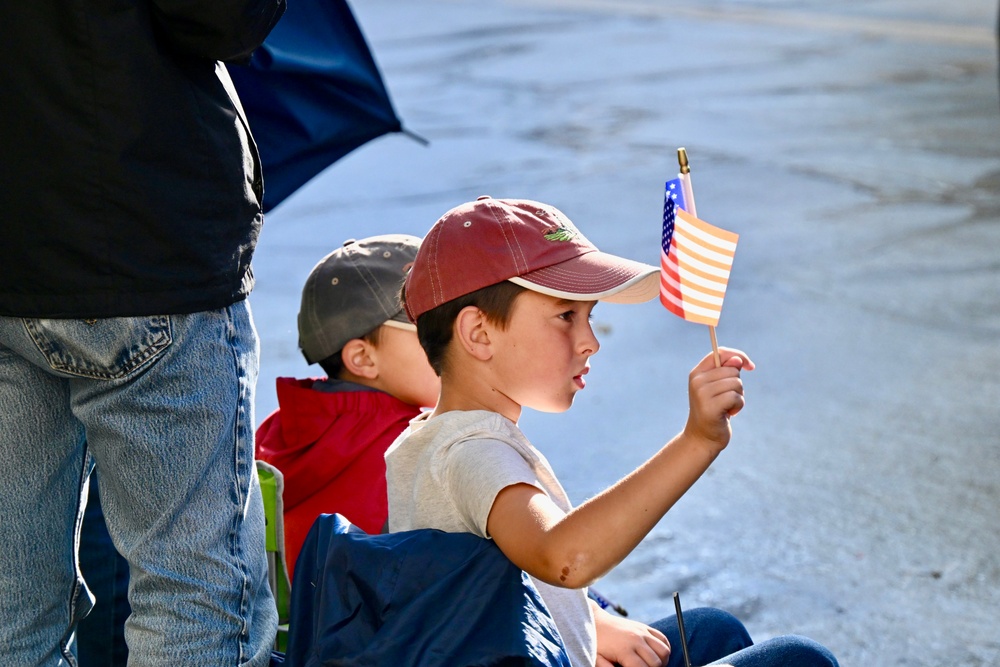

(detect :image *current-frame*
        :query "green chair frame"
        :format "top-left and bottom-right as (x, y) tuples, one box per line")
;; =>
(257, 460), (291, 652)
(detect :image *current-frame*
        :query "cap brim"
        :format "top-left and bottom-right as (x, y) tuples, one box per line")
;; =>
(508, 250), (660, 304)
(382, 319), (417, 332)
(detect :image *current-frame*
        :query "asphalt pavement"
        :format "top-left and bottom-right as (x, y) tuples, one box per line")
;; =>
(251, 2), (1000, 664)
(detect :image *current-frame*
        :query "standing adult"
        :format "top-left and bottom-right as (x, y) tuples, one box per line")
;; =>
(0, 1), (285, 665)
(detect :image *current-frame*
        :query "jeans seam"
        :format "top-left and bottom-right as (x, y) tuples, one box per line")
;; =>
(227, 304), (253, 664)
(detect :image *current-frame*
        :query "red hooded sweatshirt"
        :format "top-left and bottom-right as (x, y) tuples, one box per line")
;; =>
(256, 377), (421, 579)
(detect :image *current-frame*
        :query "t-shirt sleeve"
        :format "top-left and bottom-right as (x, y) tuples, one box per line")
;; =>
(439, 437), (544, 538)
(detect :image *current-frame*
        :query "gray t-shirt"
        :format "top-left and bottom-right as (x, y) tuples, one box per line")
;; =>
(385, 410), (597, 667)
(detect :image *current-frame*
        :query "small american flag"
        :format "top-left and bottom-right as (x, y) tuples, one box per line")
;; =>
(660, 194), (738, 327)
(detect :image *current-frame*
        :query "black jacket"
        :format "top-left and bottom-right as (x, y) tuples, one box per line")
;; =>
(0, 0), (285, 318)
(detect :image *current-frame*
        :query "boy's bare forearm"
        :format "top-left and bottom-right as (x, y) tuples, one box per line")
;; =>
(538, 430), (720, 587)
(493, 349), (752, 589)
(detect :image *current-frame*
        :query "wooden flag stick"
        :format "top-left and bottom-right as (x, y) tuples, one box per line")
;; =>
(709, 326), (721, 367)
(677, 147), (721, 367)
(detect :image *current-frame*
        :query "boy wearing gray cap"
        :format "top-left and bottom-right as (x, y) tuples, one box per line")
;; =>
(256, 234), (439, 579)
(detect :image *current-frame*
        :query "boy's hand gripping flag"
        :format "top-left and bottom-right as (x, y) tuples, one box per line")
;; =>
(659, 179), (738, 328)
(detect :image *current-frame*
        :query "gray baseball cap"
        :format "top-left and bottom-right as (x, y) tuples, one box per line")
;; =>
(298, 234), (421, 364)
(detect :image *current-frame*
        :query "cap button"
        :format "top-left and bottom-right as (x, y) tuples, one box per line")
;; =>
(476, 195), (492, 201)
(342, 238), (356, 246)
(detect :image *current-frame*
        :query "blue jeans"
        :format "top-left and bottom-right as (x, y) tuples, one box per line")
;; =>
(0, 303), (276, 666)
(650, 608), (840, 667)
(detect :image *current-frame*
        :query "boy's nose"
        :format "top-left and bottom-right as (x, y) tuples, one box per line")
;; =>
(580, 326), (600, 355)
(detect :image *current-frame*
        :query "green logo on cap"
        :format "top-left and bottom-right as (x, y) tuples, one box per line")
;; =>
(543, 226), (576, 242)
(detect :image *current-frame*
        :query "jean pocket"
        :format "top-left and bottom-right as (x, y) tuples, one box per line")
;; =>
(24, 316), (172, 380)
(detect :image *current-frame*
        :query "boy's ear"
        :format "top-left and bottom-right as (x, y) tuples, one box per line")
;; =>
(341, 338), (379, 379)
(454, 305), (493, 362)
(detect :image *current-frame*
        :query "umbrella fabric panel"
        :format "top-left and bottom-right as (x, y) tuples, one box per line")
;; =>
(229, 0), (402, 211)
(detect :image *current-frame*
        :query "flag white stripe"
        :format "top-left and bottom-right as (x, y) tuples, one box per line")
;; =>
(662, 253), (729, 302)
(676, 215), (738, 253)
(659, 284), (722, 319)
(674, 233), (736, 267)
(663, 250), (725, 288)
(661, 269), (726, 306)
(674, 245), (734, 280)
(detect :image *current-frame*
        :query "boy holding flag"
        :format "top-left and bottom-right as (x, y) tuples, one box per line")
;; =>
(386, 196), (839, 667)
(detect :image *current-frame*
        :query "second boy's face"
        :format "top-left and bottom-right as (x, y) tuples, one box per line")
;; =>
(488, 290), (600, 414)
(375, 326), (441, 408)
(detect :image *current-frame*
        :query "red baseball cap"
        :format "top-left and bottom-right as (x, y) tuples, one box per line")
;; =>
(404, 196), (659, 322)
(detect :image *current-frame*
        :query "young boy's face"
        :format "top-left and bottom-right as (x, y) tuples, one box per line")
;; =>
(375, 325), (440, 408)
(488, 290), (600, 414)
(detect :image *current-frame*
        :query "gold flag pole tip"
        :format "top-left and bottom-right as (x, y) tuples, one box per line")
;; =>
(677, 147), (690, 174)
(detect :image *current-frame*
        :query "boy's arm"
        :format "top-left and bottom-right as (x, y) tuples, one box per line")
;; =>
(486, 347), (753, 589)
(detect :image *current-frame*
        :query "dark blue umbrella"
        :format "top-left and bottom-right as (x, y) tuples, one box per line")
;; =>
(229, 0), (421, 212)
